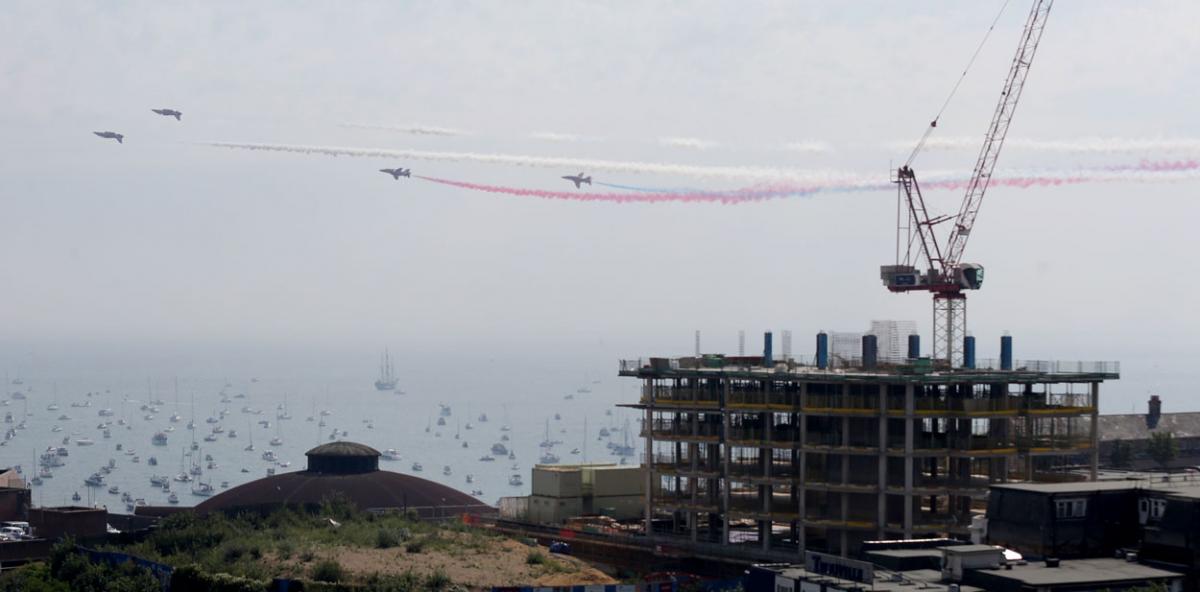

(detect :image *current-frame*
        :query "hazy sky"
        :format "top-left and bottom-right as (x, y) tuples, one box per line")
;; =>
(1, 2), (1198, 411)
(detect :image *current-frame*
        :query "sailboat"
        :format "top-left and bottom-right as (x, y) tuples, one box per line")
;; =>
(539, 419), (560, 464)
(611, 418), (635, 457)
(276, 395), (292, 420)
(173, 449), (193, 483)
(244, 419), (255, 451)
(374, 349), (398, 391)
(269, 420), (283, 446)
(169, 379), (182, 423)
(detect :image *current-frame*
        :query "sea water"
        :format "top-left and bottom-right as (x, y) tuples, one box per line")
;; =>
(0, 348), (643, 511)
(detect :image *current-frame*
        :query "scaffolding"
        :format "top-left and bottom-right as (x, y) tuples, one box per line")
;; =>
(620, 354), (1116, 558)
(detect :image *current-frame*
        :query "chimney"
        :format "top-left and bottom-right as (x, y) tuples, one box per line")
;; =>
(1147, 395), (1162, 429)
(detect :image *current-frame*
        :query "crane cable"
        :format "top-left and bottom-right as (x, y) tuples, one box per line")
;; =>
(905, 0), (1014, 168)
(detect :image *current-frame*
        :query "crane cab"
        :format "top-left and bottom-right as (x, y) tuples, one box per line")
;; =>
(956, 263), (984, 290)
(881, 263), (983, 292)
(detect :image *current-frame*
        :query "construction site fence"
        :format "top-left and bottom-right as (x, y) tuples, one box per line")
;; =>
(491, 580), (745, 592)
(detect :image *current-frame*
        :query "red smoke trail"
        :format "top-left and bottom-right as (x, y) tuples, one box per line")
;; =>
(414, 175), (821, 204)
(415, 158), (1198, 205)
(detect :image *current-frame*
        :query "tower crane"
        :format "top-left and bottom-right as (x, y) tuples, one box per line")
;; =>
(880, 0), (1053, 365)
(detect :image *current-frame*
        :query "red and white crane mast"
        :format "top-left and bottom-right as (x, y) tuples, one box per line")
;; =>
(881, 0), (1053, 366)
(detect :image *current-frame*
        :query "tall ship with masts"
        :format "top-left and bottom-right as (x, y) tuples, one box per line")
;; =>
(374, 349), (398, 392)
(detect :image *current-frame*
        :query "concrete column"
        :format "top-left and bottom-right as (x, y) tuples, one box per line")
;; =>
(721, 382), (731, 546)
(1089, 382), (1100, 480)
(798, 381), (808, 556)
(878, 384), (888, 539)
(904, 384), (914, 538)
(644, 396), (654, 536)
(764, 410), (773, 481)
(841, 404), (850, 557)
(762, 408), (772, 552)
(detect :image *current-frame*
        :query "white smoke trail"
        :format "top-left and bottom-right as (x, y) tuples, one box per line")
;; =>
(885, 136), (1200, 154)
(529, 131), (600, 143)
(204, 140), (1200, 189)
(779, 141), (834, 154)
(339, 122), (469, 137)
(658, 136), (718, 150)
(203, 141), (865, 183)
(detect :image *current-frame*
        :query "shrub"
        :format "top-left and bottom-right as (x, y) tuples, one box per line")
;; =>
(171, 565), (266, 592)
(300, 548), (317, 563)
(0, 562), (70, 592)
(223, 541), (248, 563)
(526, 550), (547, 565)
(362, 571), (421, 592)
(310, 558), (345, 583)
(376, 527), (405, 549)
(1149, 431), (1180, 468)
(404, 538), (426, 554)
(276, 540), (295, 560)
(425, 569), (451, 592)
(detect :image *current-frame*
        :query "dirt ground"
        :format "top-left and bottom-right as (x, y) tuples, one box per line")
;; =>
(268, 533), (616, 589)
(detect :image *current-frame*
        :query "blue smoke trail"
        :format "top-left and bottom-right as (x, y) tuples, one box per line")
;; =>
(595, 181), (699, 193)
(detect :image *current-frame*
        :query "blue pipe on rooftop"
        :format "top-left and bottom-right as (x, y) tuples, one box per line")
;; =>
(763, 332), (773, 367)
(1001, 335), (1013, 370)
(816, 332), (828, 369)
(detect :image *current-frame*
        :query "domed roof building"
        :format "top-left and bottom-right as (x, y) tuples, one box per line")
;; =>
(194, 442), (492, 518)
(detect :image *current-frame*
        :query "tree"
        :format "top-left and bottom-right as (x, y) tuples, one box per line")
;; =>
(1147, 431), (1180, 468)
(1110, 439), (1134, 468)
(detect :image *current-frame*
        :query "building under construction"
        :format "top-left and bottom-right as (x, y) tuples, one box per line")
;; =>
(620, 332), (1118, 560)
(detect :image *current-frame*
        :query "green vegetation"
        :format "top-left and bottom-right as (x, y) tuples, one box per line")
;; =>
(311, 558), (347, 583)
(1110, 438), (1134, 467)
(526, 550), (547, 565)
(5, 498), (504, 591)
(425, 569), (452, 592)
(0, 541), (161, 592)
(376, 526), (411, 549)
(108, 496), (483, 582)
(1148, 431), (1180, 468)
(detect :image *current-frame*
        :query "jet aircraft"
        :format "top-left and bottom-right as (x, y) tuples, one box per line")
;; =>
(93, 131), (124, 144)
(561, 172), (592, 188)
(152, 108), (182, 121)
(380, 168), (411, 179)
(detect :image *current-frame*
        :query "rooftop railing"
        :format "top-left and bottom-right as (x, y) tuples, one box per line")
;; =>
(621, 356), (1119, 376)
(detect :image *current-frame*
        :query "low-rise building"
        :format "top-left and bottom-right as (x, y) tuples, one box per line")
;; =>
(1098, 396), (1200, 470)
(0, 468), (26, 489)
(28, 506), (107, 541)
(517, 463), (644, 524)
(986, 474), (1200, 589)
(0, 486), (31, 523)
(749, 548), (1183, 592)
(986, 480), (1143, 559)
